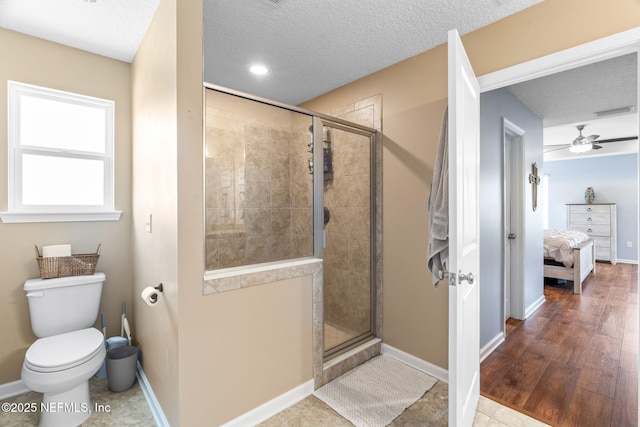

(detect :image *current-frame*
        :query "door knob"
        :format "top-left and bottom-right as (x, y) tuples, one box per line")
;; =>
(458, 271), (475, 285)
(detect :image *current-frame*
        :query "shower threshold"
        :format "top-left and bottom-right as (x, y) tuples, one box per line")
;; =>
(323, 337), (381, 369)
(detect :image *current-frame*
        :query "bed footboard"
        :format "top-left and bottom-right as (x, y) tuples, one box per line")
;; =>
(543, 238), (595, 294)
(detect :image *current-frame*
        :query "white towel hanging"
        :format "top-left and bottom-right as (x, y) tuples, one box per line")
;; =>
(426, 106), (449, 287)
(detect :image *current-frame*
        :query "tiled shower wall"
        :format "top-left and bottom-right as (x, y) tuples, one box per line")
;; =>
(205, 90), (313, 270)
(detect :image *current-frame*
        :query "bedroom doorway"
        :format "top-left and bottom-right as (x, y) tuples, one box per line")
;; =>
(479, 30), (640, 425)
(503, 118), (525, 321)
(479, 28), (640, 329)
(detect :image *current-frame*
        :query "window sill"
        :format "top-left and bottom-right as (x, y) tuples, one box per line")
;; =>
(0, 211), (122, 223)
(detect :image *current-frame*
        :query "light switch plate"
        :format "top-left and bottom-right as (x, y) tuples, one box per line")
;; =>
(145, 213), (152, 233)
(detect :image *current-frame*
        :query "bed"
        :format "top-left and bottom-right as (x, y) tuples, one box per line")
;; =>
(543, 229), (596, 294)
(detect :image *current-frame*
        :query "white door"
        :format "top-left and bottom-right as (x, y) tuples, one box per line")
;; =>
(448, 29), (480, 427)
(503, 119), (526, 321)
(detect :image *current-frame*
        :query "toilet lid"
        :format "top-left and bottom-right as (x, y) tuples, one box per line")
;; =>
(25, 328), (105, 372)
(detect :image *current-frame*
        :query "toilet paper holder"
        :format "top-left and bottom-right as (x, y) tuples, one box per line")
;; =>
(150, 283), (163, 303)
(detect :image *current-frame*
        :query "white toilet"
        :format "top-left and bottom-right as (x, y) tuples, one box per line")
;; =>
(21, 272), (107, 427)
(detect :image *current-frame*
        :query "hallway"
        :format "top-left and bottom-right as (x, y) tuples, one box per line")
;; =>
(481, 262), (638, 426)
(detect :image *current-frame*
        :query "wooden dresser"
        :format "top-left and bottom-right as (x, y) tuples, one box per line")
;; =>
(566, 203), (617, 264)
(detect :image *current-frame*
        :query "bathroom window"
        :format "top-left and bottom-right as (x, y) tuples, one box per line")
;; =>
(1, 81), (121, 223)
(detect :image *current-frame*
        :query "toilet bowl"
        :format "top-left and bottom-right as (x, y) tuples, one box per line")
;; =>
(22, 328), (106, 427)
(21, 273), (106, 427)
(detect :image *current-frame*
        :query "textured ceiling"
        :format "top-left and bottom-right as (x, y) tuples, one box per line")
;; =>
(0, 0), (160, 62)
(204, 0), (543, 104)
(507, 53), (638, 129)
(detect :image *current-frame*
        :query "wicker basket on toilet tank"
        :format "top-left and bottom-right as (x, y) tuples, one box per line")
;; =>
(35, 244), (101, 279)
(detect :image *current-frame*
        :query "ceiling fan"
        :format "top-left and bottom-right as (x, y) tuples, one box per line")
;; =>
(568, 124), (599, 153)
(544, 124), (638, 154)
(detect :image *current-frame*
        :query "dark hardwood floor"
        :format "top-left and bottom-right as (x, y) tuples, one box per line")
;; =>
(481, 262), (638, 427)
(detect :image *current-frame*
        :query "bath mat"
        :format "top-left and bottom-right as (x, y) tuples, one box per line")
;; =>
(314, 354), (437, 427)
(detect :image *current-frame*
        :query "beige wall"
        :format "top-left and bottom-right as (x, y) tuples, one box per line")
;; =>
(131, 0), (180, 424)
(180, 277), (314, 425)
(0, 28), (132, 384)
(303, 0), (640, 369)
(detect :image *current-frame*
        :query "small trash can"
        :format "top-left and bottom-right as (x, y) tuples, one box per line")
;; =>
(106, 345), (139, 392)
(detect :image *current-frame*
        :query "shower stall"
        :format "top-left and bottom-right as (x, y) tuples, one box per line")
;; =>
(204, 85), (380, 371)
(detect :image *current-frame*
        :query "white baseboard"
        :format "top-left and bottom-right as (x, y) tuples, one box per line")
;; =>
(381, 343), (448, 383)
(0, 379), (29, 400)
(220, 379), (314, 427)
(136, 362), (170, 427)
(480, 332), (505, 363)
(615, 258), (639, 265)
(525, 295), (546, 319)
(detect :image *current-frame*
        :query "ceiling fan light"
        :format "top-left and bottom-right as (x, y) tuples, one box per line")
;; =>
(569, 142), (593, 153)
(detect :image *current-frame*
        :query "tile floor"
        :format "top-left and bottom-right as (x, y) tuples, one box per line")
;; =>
(0, 377), (155, 426)
(0, 367), (549, 426)
(260, 380), (550, 427)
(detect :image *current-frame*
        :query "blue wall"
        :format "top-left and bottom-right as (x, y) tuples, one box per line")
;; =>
(544, 154), (638, 262)
(479, 88), (544, 349)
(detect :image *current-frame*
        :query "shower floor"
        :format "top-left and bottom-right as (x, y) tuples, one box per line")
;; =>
(324, 322), (360, 351)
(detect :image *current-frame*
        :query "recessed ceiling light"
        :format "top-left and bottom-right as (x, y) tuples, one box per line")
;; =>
(248, 64), (270, 76)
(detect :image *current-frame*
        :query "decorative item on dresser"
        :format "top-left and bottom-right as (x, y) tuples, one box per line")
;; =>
(566, 203), (617, 264)
(584, 187), (595, 204)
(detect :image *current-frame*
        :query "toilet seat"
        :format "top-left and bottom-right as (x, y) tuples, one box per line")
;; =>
(24, 328), (104, 373)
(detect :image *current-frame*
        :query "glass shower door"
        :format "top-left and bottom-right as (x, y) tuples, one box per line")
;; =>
(321, 123), (375, 358)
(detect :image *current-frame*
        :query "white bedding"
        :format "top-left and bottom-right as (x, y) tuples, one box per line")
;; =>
(544, 229), (590, 268)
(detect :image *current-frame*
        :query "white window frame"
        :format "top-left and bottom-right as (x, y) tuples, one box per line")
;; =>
(1, 81), (121, 223)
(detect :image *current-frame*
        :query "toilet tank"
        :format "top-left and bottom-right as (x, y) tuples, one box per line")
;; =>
(24, 272), (105, 338)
